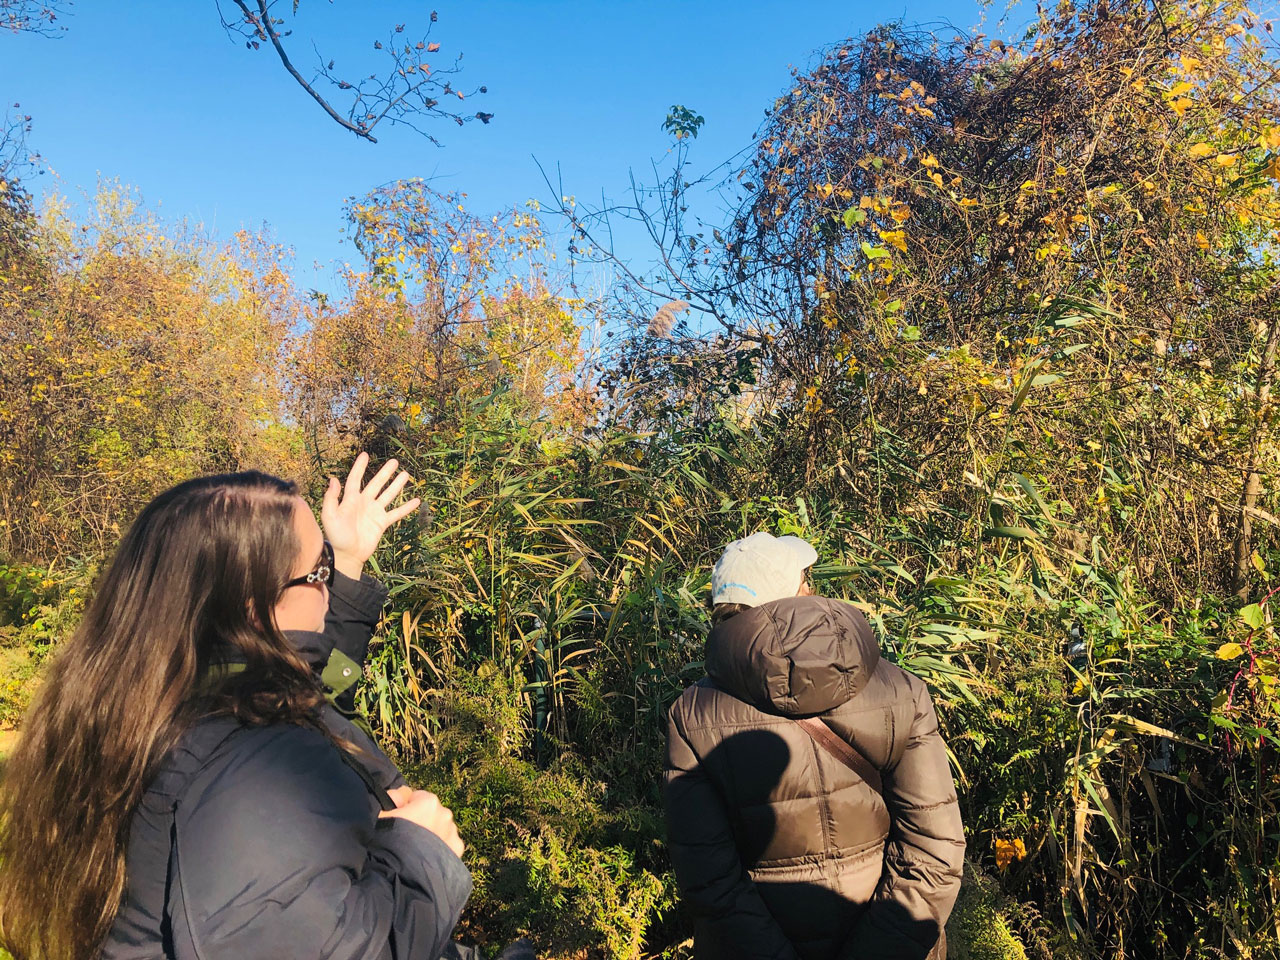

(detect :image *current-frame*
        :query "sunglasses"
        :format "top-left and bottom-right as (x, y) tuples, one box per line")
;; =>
(283, 540), (334, 591)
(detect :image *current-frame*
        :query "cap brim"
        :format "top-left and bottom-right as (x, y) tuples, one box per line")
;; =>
(776, 535), (818, 570)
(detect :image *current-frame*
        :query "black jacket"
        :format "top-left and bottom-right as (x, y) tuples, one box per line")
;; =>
(102, 572), (473, 959)
(664, 597), (965, 960)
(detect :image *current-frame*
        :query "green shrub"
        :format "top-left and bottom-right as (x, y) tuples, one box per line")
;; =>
(0, 649), (39, 730)
(947, 863), (1043, 960)
(0, 561), (90, 729)
(401, 668), (677, 959)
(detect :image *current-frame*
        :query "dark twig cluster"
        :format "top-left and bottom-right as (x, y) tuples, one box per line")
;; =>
(0, 0), (69, 36)
(217, 0), (489, 144)
(0, 104), (40, 183)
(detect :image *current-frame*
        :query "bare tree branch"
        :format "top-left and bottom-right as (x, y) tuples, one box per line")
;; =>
(216, 0), (489, 144)
(0, 103), (41, 183)
(227, 0), (370, 138)
(0, 0), (69, 36)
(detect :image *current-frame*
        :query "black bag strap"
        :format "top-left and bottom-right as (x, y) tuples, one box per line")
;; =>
(335, 746), (398, 812)
(795, 716), (884, 798)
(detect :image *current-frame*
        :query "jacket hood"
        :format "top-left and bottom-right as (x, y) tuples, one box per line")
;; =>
(705, 596), (881, 716)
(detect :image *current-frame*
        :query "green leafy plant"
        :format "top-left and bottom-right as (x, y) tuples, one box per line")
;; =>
(661, 105), (705, 141)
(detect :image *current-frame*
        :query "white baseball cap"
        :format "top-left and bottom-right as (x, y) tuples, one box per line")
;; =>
(711, 532), (819, 607)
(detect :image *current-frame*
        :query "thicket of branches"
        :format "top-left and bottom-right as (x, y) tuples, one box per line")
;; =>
(551, 0), (1280, 952)
(568, 0), (1280, 604)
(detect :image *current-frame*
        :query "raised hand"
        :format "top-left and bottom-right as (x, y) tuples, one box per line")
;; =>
(321, 452), (421, 579)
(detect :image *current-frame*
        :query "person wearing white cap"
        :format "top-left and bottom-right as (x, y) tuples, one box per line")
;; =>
(663, 532), (964, 960)
(709, 531), (820, 612)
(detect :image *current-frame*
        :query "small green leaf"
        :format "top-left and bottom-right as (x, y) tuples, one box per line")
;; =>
(842, 207), (868, 228)
(1241, 603), (1266, 630)
(983, 525), (1039, 540)
(1009, 358), (1045, 413)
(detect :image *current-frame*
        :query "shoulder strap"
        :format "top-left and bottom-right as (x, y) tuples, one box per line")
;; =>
(204, 655), (359, 705)
(795, 716), (884, 798)
(321, 648), (362, 702)
(335, 745), (398, 812)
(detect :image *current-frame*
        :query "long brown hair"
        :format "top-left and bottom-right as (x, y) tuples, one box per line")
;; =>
(0, 471), (329, 960)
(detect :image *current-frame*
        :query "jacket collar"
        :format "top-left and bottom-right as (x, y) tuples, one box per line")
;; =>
(204, 627), (332, 676)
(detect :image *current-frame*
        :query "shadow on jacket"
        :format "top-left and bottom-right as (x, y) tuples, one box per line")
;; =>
(664, 597), (966, 960)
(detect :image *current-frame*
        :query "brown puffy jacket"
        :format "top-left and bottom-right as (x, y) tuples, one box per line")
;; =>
(663, 596), (965, 960)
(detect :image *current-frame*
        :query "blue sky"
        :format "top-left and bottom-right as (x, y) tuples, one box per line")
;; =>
(1, 1), (1007, 297)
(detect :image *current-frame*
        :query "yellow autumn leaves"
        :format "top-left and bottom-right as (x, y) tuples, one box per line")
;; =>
(1185, 126), (1280, 173)
(995, 837), (1027, 870)
(878, 229), (908, 253)
(1187, 142), (1240, 166)
(1215, 600), (1271, 661)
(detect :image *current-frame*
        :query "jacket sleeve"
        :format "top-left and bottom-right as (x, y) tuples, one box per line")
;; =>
(286, 571), (390, 713)
(841, 679), (965, 960)
(288, 572), (405, 793)
(323, 572), (391, 679)
(663, 702), (800, 960)
(167, 727), (472, 960)
(322, 571), (391, 714)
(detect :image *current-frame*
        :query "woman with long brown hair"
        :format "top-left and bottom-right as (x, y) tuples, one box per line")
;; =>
(0, 454), (471, 959)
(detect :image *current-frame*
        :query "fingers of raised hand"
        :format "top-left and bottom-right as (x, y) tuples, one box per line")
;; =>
(385, 497), (422, 528)
(344, 452), (370, 501)
(365, 457), (400, 501)
(321, 475), (341, 515)
(375, 470), (412, 508)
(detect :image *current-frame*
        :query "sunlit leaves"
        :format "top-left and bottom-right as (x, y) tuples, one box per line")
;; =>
(0, 184), (299, 560)
(878, 229), (907, 252)
(1216, 641), (1246, 659)
(290, 180), (588, 463)
(662, 104), (705, 141)
(1241, 603), (1267, 630)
